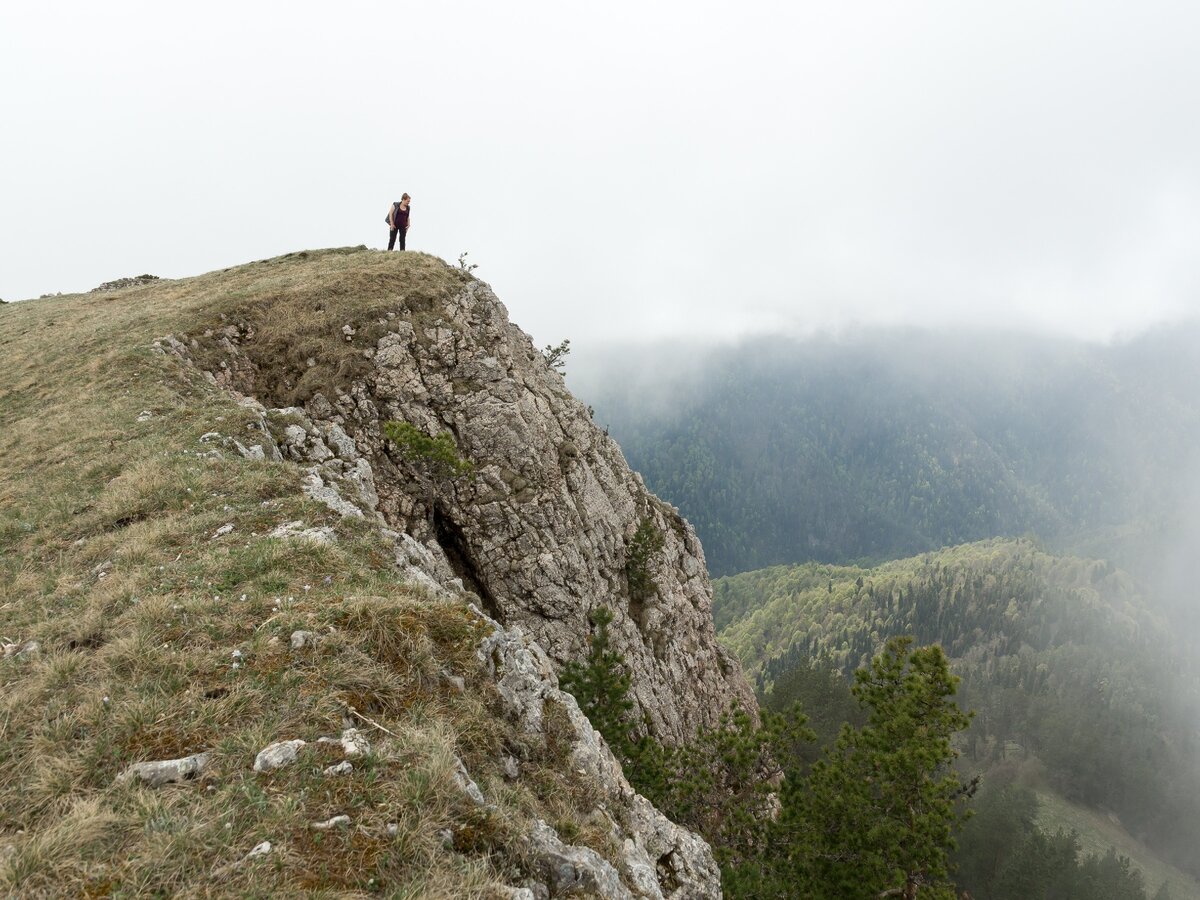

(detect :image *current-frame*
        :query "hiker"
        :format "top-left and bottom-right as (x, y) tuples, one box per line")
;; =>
(386, 194), (411, 250)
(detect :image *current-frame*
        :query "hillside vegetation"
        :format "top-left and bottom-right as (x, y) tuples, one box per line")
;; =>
(0, 249), (679, 896)
(715, 540), (1200, 888)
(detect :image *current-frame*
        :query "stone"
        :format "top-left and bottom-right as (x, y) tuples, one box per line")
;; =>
(237, 442), (266, 461)
(269, 521), (336, 545)
(501, 754), (520, 780)
(136, 410), (154, 422)
(339, 728), (370, 758)
(302, 468), (364, 518)
(253, 739), (307, 773)
(290, 630), (318, 650)
(324, 423), (358, 459)
(211, 523), (234, 539)
(199, 431), (221, 443)
(453, 757), (486, 807)
(324, 761), (353, 777)
(525, 820), (632, 900)
(311, 815), (350, 831)
(116, 751), (211, 788)
(282, 424), (308, 447)
(245, 841), (271, 860)
(91, 274), (159, 292)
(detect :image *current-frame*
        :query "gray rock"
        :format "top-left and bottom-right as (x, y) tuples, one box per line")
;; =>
(290, 630), (318, 650)
(311, 814), (350, 831)
(502, 754), (520, 780)
(525, 820), (632, 900)
(324, 761), (353, 777)
(282, 424), (308, 448)
(269, 521), (336, 545)
(211, 523), (234, 539)
(116, 751), (211, 788)
(236, 442), (266, 461)
(302, 468), (364, 518)
(339, 728), (370, 758)
(245, 841), (271, 860)
(453, 757), (486, 807)
(253, 739), (307, 773)
(475, 611), (721, 899)
(324, 423), (359, 460)
(316, 727), (370, 759)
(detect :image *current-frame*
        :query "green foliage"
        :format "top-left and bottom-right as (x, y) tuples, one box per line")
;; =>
(625, 518), (665, 603)
(559, 607), (639, 762)
(456, 251), (478, 272)
(954, 779), (1162, 900)
(541, 338), (571, 372)
(782, 637), (973, 899)
(715, 540), (1200, 881)
(382, 420), (474, 519)
(643, 705), (814, 871)
(561, 616), (975, 897)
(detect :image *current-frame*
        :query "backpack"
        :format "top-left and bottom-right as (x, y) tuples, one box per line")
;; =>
(384, 202), (397, 226)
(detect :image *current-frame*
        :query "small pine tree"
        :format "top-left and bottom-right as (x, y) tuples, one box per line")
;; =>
(559, 607), (640, 763)
(382, 420), (474, 522)
(626, 518), (665, 603)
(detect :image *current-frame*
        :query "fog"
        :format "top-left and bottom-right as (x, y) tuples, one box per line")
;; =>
(568, 322), (1200, 613)
(3, 1), (1200, 346)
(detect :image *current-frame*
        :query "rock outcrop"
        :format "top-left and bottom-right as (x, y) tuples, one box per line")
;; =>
(171, 270), (755, 746)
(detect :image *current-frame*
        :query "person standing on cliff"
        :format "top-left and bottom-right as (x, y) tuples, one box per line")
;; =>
(386, 194), (411, 250)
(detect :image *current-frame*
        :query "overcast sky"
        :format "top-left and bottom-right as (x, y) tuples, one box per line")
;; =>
(3, 1), (1199, 344)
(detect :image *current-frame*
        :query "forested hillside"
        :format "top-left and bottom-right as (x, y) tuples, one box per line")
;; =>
(571, 326), (1200, 581)
(715, 539), (1200, 884)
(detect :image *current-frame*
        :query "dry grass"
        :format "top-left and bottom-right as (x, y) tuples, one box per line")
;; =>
(0, 248), (602, 897)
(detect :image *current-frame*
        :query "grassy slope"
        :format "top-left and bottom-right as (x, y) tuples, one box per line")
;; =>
(1034, 791), (1200, 900)
(0, 249), (609, 897)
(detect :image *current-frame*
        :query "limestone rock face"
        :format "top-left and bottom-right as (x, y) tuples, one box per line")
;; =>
(187, 273), (755, 745)
(476, 610), (722, 899)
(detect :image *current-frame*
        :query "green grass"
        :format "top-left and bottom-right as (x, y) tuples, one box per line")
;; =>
(0, 248), (613, 897)
(1035, 790), (1200, 900)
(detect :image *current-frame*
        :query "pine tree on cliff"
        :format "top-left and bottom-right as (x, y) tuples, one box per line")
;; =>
(559, 607), (640, 762)
(784, 637), (974, 900)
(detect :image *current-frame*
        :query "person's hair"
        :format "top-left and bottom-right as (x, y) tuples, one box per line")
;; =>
(401, 193), (410, 202)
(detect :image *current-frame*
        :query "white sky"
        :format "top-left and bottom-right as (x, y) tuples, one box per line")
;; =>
(3, 1), (1199, 344)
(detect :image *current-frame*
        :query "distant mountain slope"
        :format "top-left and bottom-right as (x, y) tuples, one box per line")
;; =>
(714, 539), (1200, 880)
(571, 327), (1200, 580)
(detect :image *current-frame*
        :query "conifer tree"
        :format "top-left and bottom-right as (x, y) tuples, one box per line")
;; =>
(559, 607), (640, 762)
(786, 636), (974, 899)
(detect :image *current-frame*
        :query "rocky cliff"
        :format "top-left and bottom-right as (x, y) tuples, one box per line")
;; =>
(182, 256), (756, 744)
(0, 249), (752, 897)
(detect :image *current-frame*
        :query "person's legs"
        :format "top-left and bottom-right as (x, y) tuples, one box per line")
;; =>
(387, 229), (398, 250)
(398, 229), (406, 250)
